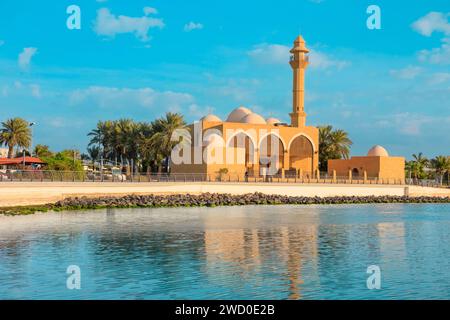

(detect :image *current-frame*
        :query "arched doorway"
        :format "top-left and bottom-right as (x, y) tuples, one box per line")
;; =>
(288, 135), (314, 177)
(352, 168), (359, 178)
(227, 132), (255, 174)
(259, 134), (284, 177)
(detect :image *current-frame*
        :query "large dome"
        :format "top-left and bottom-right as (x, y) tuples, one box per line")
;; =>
(266, 117), (281, 125)
(201, 114), (222, 122)
(241, 113), (267, 125)
(367, 145), (389, 157)
(226, 106), (252, 122)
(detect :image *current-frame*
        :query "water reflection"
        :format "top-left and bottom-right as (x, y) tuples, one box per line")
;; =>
(0, 204), (450, 299)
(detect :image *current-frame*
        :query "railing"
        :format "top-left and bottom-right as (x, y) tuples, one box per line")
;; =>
(0, 169), (442, 186)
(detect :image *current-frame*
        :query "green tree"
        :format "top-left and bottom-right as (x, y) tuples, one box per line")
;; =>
(33, 144), (53, 158)
(410, 152), (428, 179)
(430, 155), (450, 185)
(0, 117), (31, 158)
(87, 145), (101, 171)
(148, 112), (186, 173)
(318, 125), (353, 171)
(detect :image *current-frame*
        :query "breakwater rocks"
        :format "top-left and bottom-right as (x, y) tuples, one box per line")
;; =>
(53, 193), (450, 210)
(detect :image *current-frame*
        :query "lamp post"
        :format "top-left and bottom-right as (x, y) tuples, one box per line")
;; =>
(29, 122), (36, 156)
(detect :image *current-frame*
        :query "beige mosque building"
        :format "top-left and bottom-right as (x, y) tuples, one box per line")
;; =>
(171, 35), (405, 183)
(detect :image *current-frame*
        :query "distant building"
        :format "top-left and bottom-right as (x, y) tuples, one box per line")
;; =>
(0, 156), (45, 170)
(328, 145), (405, 183)
(0, 147), (9, 158)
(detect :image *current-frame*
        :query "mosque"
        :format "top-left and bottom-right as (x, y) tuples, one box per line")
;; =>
(171, 35), (405, 183)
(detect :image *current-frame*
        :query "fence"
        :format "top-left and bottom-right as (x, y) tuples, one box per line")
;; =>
(1, 169), (445, 187)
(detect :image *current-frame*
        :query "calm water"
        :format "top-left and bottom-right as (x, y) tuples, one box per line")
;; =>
(1, 204), (450, 300)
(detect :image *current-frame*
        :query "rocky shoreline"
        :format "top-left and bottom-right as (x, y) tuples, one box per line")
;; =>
(1, 192), (449, 216)
(53, 193), (450, 208)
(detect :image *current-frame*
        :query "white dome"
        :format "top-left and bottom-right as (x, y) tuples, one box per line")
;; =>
(201, 114), (222, 122)
(241, 113), (267, 124)
(266, 117), (281, 125)
(367, 145), (389, 157)
(226, 106), (252, 122)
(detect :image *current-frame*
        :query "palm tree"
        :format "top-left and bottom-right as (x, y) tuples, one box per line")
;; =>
(114, 119), (136, 173)
(87, 146), (101, 171)
(148, 112), (186, 173)
(430, 155), (450, 185)
(411, 152), (428, 179)
(318, 125), (353, 171)
(88, 120), (115, 159)
(0, 117), (31, 158)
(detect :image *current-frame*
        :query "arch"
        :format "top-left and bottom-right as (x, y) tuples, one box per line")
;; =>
(225, 129), (257, 148)
(352, 168), (359, 177)
(259, 133), (285, 176)
(288, 134), (314, 176)
(226, 130), (257, 167)
(258, 132), (287, 152)
(287, 133), (316, 152)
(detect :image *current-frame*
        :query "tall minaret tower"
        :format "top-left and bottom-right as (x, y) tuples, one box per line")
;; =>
(289, 35), (309, 127)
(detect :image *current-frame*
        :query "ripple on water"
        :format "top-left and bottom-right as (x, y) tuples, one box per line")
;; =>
(0, 204), (450, 299)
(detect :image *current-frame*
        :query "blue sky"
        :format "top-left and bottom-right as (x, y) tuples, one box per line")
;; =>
(0, 0), (449, 158)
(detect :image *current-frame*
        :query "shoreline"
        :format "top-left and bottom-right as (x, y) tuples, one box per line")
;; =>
(1, 192), (449, 216)
(1, 181), (449, 208)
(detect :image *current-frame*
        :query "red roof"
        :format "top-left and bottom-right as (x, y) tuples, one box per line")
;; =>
(0, 156), (45, 165)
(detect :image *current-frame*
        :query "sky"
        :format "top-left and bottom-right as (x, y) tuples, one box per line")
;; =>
(0, 0), (449, 159)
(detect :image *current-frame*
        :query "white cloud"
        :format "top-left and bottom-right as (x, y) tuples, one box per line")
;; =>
(309, 49), (349, 70)
(248, 43), (289, 64)
(18, 47), (37, 70)
(427, 72), (450, 85)
(413, 12), (450, 65)
(144, 7), (158, 15)
(247, 43), (349, 69)
(30, 84), (41, 98)
(418, 37), (450, 64)
(375, 113), (436, 136)
(184, 22), (203, 32)
(412, 12), (450, 37)
(93, 8), (164, 42)
(69, 86), (194, 111)
(389, 66), (423, 79)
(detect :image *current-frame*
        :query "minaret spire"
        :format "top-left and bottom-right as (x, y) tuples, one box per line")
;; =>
(289, 35), (309, 127)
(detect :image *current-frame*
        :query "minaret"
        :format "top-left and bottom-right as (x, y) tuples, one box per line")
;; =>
(289, 35), (309, 127)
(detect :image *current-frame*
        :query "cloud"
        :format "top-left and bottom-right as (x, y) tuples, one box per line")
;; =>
(18, 47), (37, 70)
(427, 72), (450, 85)
(418, 37), (450, 64)
(248, 43), (289, 64)
(30, 84), (41, 98)
(375, 113), (437, 136)
(144, 7), (158, 15)
(309, 49), (349, 69)
(93, 8), (164, 42)
(412, 12), (450, 37)
(389, 66), (423, 79)
(69, 86), (194, 111)
(184, 22), (204, 32)
(247, 43), (349, 69)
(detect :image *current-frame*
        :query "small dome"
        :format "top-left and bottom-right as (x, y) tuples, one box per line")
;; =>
(201, 114), (222, 122)
(226, 106), (252, 122)
(266, 117), (281, 125)
(241, 113), (267, 125)
(367, 145), (389, 157)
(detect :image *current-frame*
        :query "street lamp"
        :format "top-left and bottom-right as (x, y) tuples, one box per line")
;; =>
(29, 122), (36, 156)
